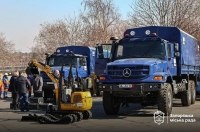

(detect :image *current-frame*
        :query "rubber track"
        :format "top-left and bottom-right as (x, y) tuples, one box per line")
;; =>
(74, 112), (83, 121)
(83, 110), (92, 120)
(21, 110), (92, 124)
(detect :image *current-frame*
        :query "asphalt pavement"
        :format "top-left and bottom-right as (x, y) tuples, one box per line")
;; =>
(0, 95), (200, 132)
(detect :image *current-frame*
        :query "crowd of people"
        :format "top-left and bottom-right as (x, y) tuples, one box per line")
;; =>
(0, 71), (43, 112)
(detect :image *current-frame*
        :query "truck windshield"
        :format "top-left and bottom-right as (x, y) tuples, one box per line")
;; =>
(114, 40), (166, 60)
(47, 56), (79, 67)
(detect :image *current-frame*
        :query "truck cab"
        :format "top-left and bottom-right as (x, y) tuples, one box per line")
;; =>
(46, 52), (88, 78)
(107, 34), (176, 83)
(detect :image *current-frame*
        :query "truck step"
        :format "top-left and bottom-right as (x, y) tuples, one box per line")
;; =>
(34, 92), (43, 97)
(28, 103), (39, 110)
(38, 104), (48, 110)
(29, 97), (44, 104)
(28, 103), (48, 110)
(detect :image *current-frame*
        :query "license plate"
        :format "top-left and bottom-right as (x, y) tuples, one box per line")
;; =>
(119, 84), (132, 88)
(46, 82), (54, 84)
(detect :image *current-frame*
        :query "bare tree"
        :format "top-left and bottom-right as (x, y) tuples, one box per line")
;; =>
(65, 16), (86, 45)
(81, 0), (120, 45)
(33, 16), (86, 59)
(129, 0), (200, 38)
(0, 33), (15, 67)
(111, 20), (131, 39)
(30, 46), (46, 62)
(33, 20), (70, 60)
(35, 20), (70, 54)
(33, 0), (122, 59)
(0, 33), (32, 70)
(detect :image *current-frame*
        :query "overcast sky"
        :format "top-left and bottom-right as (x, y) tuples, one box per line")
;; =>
(0, 0), (133, 52)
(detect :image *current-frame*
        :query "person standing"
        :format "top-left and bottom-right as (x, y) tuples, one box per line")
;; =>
(27, 74), (33, 98)
(0, 74), (4, 99)
(9, 71), (19, 110)
(33, 74), (43, 97)
(15, 72), (32, 112)
(54, 70), (60, 79)
(2, 73), (9, 98)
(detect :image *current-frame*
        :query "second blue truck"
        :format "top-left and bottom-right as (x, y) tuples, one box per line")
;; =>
(42, 45), (110, 102)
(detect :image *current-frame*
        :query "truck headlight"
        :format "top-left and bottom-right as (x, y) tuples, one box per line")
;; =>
(99, 75), (106, 81)
(83, 66), (87, 71)
(153, 75), (163, 81)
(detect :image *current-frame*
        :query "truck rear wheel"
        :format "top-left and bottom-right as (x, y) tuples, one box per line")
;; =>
(190, 80), (196, 104)
(158, 83), (173, 115)
(103, 92), (120, 115)
(181, 82), (191, 106)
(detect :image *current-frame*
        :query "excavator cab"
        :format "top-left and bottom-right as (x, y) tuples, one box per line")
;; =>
(56, 63), (92, 111)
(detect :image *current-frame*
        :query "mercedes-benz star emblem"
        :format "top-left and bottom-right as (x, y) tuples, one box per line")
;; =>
(123, 68), (132, 77)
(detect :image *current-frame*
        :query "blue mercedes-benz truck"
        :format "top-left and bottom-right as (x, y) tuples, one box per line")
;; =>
(42, 45), (110, 102)
(99, 26), (200, 115)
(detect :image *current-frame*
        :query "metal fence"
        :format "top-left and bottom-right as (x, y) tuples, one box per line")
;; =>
(0, 66), (26, 73)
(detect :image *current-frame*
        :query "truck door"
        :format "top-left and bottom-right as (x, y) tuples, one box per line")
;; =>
(95, 44), (111, 76)
(166, 43), (177, 75)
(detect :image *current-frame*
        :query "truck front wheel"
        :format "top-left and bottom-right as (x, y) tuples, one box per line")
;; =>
(103, 92), (120, 115)
(158, 83), (173, 115)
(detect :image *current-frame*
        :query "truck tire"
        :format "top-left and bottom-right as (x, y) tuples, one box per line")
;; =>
(181, 82), (191, 106)
(90, 89), (94, 96)
(190, 80), (196, 104)
(96, 82), (101, 97)
(158, 83), (173, 115)
(96, 90), (101, 97)
(103, 92), (120, 115)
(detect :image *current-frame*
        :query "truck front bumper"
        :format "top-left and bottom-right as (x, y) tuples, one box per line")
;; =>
(99, 83), (161, 96)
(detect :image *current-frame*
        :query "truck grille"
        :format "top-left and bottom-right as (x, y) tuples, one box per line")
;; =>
(107, 65), (149, 79)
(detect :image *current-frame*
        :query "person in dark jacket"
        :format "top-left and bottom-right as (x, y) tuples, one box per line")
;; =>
(33, 74), (43, 97)
(9, 71), (19, 110)
(27, 74), (33, 98)
(15, 71), (32, 112)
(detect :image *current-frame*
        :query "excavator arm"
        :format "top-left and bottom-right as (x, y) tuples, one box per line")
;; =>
(27, 59), (58, 86)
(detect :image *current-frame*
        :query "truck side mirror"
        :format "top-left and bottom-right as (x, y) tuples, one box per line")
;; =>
(96, 45), (104, 59)
(45, 53), (50, 64)
(110, 37), (119, 41)
(175, 52), (180, 57)
(174, 43), (179, 52)
(110, 37), (119, 45)
(45, 53), (50, 56)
